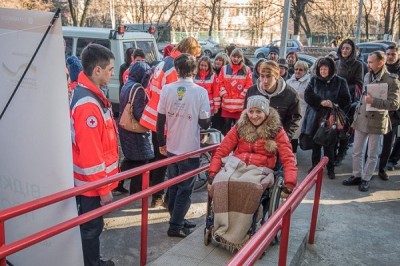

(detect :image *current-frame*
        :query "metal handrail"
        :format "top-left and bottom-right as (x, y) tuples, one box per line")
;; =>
(227, 156), (328, 266)
(0, 144), (218, 266)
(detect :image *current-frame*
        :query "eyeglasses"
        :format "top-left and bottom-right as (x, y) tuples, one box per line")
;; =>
(295, 68), (304, 71)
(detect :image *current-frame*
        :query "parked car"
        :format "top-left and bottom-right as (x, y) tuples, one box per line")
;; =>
(356, 42), (389, 62)
(254, 39), (304, 58)
(199, 39), (222, 57)
(369, 40), (397, 46)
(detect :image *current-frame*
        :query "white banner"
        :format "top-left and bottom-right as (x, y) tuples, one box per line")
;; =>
(0, 8), (83, 265)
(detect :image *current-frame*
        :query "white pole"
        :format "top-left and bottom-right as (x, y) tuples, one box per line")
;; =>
(355, 0), (364, 43)
(280, 0), (291, 58)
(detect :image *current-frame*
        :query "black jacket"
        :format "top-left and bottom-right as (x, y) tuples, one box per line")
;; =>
(302, 75), (351, 136)
(336, 40), (364, 102)
(245, 79), (301, 140)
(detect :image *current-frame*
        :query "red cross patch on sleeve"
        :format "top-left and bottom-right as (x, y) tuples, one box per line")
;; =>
(86, 116), (98, 128)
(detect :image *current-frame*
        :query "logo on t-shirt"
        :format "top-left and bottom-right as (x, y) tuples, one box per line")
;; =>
(177, 86), (186, 100)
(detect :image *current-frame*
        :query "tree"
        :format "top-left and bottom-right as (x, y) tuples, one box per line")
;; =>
(363, 0), (374, 41)
(0, 0), (53, 10)
(67, 0), (93, 26)
(290, 0), (312, 39)
(380, 0), (399, 38)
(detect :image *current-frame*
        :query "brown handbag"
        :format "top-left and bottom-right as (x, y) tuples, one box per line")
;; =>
(119, 85), (149, 133)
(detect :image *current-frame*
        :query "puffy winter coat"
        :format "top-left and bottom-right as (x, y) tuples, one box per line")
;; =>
(302, 60), (351, 136)
(70, 72), (119, 197)
(209, 108), (297, 189)
(119, 62), (155, 161)
(217, 64), (253, 113)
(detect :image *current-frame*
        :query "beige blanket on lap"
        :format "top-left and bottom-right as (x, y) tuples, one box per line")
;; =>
(210, 156), (274, 252)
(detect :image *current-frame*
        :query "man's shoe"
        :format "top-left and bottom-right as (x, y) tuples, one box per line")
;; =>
(358, 180), (370, 192)
(378, 169), (389, 181)
(151, 196), (164, 208)
(100, 259), (115, 266)
(387, 162), (395, 171)
(327, 171), (336, 179)
(342, 176), (362, 186)
(167, 227), (192, 238)
(183, 219), (196, 229)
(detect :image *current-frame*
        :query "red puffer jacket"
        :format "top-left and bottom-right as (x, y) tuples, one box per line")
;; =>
(209, 108), (297, 189)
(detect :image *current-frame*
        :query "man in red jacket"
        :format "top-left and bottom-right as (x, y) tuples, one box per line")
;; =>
(70, 44), (118, 266)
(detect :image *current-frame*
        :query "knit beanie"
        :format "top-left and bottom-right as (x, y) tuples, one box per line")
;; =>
(277, 58), (288, 69)
(269, 46), (279, 55)
(66, 55), (83, 82)
(163, 44), (174, 57)
(246, 95), (270, 116)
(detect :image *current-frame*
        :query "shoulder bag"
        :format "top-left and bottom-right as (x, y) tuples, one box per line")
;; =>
(313, 108), (338, 147)
(119, 85), (149, 133)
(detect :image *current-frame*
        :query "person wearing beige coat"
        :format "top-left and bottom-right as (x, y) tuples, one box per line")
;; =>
(343, 51), (400, 192)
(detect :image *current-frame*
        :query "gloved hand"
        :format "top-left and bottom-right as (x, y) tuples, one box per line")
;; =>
(280, 185), (292, 199)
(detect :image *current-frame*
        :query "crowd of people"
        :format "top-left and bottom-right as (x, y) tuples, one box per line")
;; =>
(66, 37), (400, 264)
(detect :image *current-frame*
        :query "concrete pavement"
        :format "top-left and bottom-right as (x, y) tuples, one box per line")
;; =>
(100, 146), (400, 265)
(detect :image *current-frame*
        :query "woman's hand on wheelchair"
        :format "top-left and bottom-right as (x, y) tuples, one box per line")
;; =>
(280, 185), (292, 199)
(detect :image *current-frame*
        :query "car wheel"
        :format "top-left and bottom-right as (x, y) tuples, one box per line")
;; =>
(204, 50), (212, 57)
(256, 53), (265, 59)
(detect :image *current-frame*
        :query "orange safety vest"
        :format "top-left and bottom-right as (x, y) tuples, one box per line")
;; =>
(194, 71), (219, 114)
(140, 50), (181, 131)
(218, 64), (253, 113)
(70, 72), (119, 197)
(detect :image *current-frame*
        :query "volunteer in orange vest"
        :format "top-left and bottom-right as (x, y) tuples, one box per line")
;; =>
(194, 56), (219, 114)
(216, 48), (253, 135)
(70, 44), (118, 266)
(139, 37), (202, 207)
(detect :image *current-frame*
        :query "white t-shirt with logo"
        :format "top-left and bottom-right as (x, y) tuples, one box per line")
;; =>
(157, 78), (211, 155)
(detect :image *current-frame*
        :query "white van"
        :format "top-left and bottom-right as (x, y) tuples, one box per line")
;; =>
(63, 26), (161, 113)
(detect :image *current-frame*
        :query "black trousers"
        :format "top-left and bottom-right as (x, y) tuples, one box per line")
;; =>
(312, 142), (335, 173)
(76, 195), (104, 266)
(389, 137), (400, 164)
(120, 159), (148, 194)
(150, 133), (167, 197)
(379, 129), (396, 171)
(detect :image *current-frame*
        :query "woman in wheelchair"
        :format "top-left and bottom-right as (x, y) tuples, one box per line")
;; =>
(207, 95), (297, 252)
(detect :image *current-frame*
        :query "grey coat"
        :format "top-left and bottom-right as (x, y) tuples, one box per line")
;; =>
(352, 67), (400, 134)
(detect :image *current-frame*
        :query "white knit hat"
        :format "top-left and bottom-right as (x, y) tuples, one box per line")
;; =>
(246, 95), (270, 115)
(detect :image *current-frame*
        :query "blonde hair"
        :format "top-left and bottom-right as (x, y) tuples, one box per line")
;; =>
(294, 61), (309, 73)
(259, 60), (280, 79)
(175, 37), (202, 58)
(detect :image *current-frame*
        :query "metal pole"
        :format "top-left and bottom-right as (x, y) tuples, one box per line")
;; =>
(308, 165), (324, 244)
(279, 0), (291, 58)
(355, 0), (364, 43)
(278, 210), (291, 266)
(140, 171), (150, 266)
(0, 220), (5, 266)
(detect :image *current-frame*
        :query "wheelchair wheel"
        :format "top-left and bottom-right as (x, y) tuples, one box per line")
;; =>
(268, 175), (284, 245)
(204, 227), (212, 246)
(193, 152), (211, 192)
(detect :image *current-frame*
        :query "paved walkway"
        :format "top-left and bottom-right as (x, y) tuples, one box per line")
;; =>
(149, 147), (400, 265)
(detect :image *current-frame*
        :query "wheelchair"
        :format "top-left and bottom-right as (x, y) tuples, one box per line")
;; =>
(193, 128), (223, 192)
(203, 173), (284, 248)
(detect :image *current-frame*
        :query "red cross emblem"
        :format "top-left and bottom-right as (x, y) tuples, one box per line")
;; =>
(86, 116), (98, 128)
